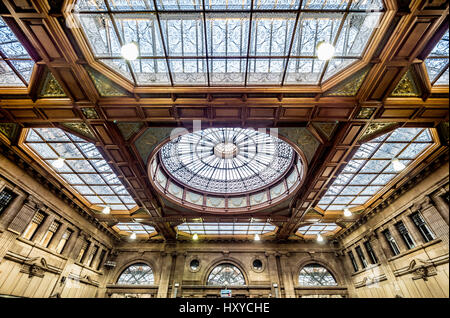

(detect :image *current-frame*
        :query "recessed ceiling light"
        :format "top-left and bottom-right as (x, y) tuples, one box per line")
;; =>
(344, 208), (352, 217)
(102, 206), (111, 214)
(317, 234), (324, 242)
(317, 42), (335, 61)
(192, 233), (199, 241)
(392, 158), (406, 172)
(130, 232), (137, 240)
(254, 233), (261, 241)
(121, 42), (139, 60)
(52, 157), (65, 169)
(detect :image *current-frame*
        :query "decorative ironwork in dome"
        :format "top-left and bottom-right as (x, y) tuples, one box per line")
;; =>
(159, 128), (294, 194)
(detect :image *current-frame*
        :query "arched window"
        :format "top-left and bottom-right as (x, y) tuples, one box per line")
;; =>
(117, 263), (154, 285)
(299, 263), (337, 286)
(207, 263), (245, 286)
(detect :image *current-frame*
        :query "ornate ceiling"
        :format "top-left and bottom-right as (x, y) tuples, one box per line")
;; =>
(0, 0), (448, 242)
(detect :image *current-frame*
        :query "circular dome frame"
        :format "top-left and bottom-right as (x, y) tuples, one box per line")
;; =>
(147, 128), (308, 215)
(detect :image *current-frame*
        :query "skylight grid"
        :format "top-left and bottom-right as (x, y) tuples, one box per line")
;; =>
(0, 17), (35, 87)
(74, 0), (384, 86)
(115, 222), (156, 234)
(177, 222), (276, 235)
(297, 222), (338, 235)
(317, 128), (434, 211)
(23, 128), (137, 211)
(425, 30), (449, 86)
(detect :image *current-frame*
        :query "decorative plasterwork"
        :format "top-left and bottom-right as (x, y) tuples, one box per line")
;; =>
(0, 123), (20, 142)
(312, 122), (338, 140)
(393, 258), (442, 281)
(354, 273), (387, 288)
(359, 122), (397, 142)
(81, 107), (100, 119)
(324, 66), (370, 96)
(60, 122), (96, 141)
(134, 127), (173, 163)
(116, 122), (144, 141)
(356, 107), (377, 119)
(278, 127), (319, 163)
(390, 69), (421, 97)
(39, 70), (66, 97)
(85, 66), (128, 97)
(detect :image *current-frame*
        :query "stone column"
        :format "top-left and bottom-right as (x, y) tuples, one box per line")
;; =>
(265, 251), (280, 298)
(401, 210), (422, 246)
(62, 229), (80, 259)
(47, 223), (68, 250)
(31, 211), (56, 244)
(172, 251), (186, 297)
(0, 189), (26, 230)
(431, 189), (449, 225)
(279, 253), (295, 298)
(81, 239), (95, 266)
(157, 251), (173, 298)
(420, 196), (449, 245)
(387, 224), (407, 252)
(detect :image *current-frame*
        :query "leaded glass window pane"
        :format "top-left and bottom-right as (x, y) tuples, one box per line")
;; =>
(297, 222), (338, 236)
(117, 263), (154, 285)
(207, 263), (245, 286)
(425, 30), (449, 85)
(299, 263), (337, 286)
(177, 222), (276, 236)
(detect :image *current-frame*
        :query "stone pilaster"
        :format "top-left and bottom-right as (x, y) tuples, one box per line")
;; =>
(157, 251), (174, 298)
(265, 251), (280, 297)
(279, 253), (295, 298)
(47, 223), (69, 251)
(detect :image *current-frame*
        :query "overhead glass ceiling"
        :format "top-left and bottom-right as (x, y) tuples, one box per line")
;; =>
(425, 30), (449, 86)
(115, 222), (156, 235)
(23, 128), (137, 211)
(0, 17), (35, 87)
(160, 128), (295, 194)
(74, 0), (384, 86)
(177, 221), (276, 235)
(297, 222), (338, 236)
(317, 128), (435, 211)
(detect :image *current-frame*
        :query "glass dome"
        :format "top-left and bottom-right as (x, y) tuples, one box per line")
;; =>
(159, 128), (295, 194)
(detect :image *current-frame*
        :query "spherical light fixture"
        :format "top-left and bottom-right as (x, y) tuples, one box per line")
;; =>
(391, 158), (406, 172)
(192, 233), (199, 241)
(317, 234), (324, 242)
(52, 157), (65, 169)
(130, 232), (137, 240)
(102, 206), (111, 214)
(121, 42), (139, 60)
(254, 233), (261, 241)
(317, 42), (335, 61)
(344, 208), (352, 217)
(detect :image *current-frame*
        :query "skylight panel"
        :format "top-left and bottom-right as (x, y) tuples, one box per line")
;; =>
(177, 222), (276, 236)
(23, 128), (137, 212)
(317, 128), (435, 211)
(114, 222), (156, 235)
(0, 17), (35, 86)
(297, 222), (339, 236)
(74, 0), (385, 86)
(425, 30), (449, 86)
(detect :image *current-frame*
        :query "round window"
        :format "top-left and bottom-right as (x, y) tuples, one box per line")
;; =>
(190, 259), (200, 271)
(252, 259), (263, 270)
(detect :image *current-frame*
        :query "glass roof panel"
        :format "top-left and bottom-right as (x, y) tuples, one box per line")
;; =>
(0, 17), (35, 86)
(74, 0), (384, 86)
(425, 30), (449, 86)
(297, 222), (339, 236)
(160, 128), (295, 194)
(176, 222), (276, 236)
(23, 128), (137, 212)
(317, 128), (435, 211)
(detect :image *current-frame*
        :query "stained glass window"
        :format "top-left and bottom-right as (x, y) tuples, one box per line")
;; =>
(297, 222), (338, 236)
(299, 263), (337, 286)
(117, 263), (154, 285)
(177, 222), (276, 236)
(425, 30), (449, 86)
(74, 0), (384, 86)
(22, 128), (137, 212)
(114, 222), (156, 235)
(207, 263), (246, 286)
(0, 17), (35, 86)
(317, 128), (434, 211)
(160, 128), (295, 194)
